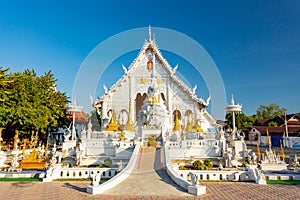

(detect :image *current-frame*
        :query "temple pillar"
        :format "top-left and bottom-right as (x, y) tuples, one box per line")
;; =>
(128, 76), (135, 123)
(102, 101), (108, 119)
(167, 77), (172, 126)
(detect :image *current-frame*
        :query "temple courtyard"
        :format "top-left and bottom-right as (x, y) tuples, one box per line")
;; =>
(0, 180), (298, 199)
(0, 147), (299, 199)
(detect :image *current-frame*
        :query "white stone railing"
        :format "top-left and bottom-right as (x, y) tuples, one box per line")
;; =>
(87, 144), (140, 195)
(164, 146), (206, 195)
(166, 141), (221, 148)
(43, 166), (118, 182)
(176, 169), (248, 181)
(56, 168), (118, 179)
(264, 173), (300, 181)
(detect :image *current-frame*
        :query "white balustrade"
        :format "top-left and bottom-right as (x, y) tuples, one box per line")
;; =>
(57, 168), (118, 179)
(43, 167), (118, 182)
(177, 170), (248, 182)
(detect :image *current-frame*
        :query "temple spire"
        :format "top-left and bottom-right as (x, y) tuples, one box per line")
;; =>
(152, 48), (156, 77)
(231, 94), (235, 105)
(148, 25), (152, 41)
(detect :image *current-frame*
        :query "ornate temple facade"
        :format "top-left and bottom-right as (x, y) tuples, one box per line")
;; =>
(93, 31), (217, 135)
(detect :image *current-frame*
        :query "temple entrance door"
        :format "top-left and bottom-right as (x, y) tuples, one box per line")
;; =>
(147, 134), (158, 147)
(135, 93), (147, 119)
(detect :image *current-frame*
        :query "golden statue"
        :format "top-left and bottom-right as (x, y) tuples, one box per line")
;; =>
(196, 124), (204, 132)
(20, 147), (46, 169)
(185, 121), (192, 132)
(120, 131), (125, 141)
(172, 109), (181, 132)
(106, 115), (119, 131)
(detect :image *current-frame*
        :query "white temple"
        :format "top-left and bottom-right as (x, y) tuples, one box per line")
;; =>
(43, 29), (273, 194)
(93, 28), (217, 146)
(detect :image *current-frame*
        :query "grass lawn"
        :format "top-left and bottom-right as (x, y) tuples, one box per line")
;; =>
(267, 180), (300, 185)
(0, 177), (42, 182)
(54, 178), (91, 181)
(54, 177), (109, 183)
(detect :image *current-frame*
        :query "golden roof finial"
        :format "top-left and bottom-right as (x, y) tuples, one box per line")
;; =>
(266, 128), (272, 147)
(257, 141), (261, 161)
(280, 140), (285, 160)
(126, 114), (135, 131)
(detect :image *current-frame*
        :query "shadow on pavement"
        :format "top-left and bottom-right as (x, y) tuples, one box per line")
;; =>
(154, 147), (187, 193)
(63, 182), (88, 193)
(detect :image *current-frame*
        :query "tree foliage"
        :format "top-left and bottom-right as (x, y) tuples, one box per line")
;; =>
(225, 103), (287, 136)
(256, 103), (286, 119)
(0, 67), (69, 139)
(225, 112), (256, 133)
(0, 67), (12, 128)
(90, 109), (101, 131)
(268, 121), (278, 127)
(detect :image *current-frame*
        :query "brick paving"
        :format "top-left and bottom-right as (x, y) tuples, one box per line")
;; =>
(0, 181), (299, 200)
(0, 147), (299, 199)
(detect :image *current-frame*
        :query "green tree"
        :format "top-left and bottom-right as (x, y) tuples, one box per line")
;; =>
(0, 67), (13, 141)
(1, 69), (68, 148)
(268, 121), (278, 127)
(225, 112), (256, 139)
(90, 109), (101, 131)
(256, 103), (286, 119)
(225, 112), (253, 130)
(7, 71), (35, 149)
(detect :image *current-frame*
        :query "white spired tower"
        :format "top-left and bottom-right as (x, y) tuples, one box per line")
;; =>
(225, 95), (242, 140)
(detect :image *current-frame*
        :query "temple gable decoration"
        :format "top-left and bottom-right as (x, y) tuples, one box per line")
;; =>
(93, 28), (213, 133)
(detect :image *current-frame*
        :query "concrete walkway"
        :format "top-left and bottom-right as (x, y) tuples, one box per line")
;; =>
(0, 147), (299, 199)
(0, 179), (299, 199)
(102, 147), (192, 197)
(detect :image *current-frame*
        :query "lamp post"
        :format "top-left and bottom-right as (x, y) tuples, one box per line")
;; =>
(225, 95), (242, 140)
(67, 102), (83, 141)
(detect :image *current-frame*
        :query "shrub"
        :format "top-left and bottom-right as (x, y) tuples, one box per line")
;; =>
(241, 160), (249, 167)
(98, 158), (112, 168)
(179, 165), (185, 170)
(192, 159), (213, 170)
(204, 160), (213, 169)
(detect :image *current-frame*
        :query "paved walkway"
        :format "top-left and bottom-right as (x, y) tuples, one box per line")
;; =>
(102, 147), (191, 197)
(0, 180), (299, 199)
(0, 147), (299, 199)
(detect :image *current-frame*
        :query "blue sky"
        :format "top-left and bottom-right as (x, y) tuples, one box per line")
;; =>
(0, 1), (299, 119)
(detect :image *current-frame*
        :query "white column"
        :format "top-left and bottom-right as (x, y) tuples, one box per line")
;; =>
(167, 77), (172, 125)
(129, 76), (135, 122)
(102, 101), (108, 119)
